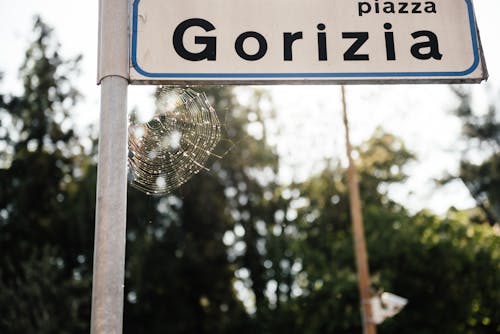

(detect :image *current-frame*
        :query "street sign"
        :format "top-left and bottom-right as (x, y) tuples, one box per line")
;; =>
(130, 0), (487, 84)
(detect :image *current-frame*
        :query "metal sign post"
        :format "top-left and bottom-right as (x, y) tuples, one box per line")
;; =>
(91, 0), (129, 333)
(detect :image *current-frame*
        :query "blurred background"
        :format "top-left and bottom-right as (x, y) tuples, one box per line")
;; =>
(0, 1), (499, 333)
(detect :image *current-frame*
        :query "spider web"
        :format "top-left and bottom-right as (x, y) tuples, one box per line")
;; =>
(128, 87), (221, 195)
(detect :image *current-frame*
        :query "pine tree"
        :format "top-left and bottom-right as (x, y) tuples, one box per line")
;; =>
(123, 87), (280, 333)
(0, 17), (94, 333)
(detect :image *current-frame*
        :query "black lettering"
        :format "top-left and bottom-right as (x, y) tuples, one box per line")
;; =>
(235, 31), (268, 61)
(343, 32), (369, 61)
(411, 30), (442, 60)
(383, 2), (395, 13)
(284, 32), (303, 61)
(384, 23), (396, 60)
(424, 1), (437, 13)
(317, 24), (328, 61)
(412, 2), (422, 13)
(173, 18), (216, 61)
(358, 2), (371, 16)
(399, 2), (409, 13)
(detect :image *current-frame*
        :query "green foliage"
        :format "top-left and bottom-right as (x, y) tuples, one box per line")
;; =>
(371, 209), (500, 334)
(450, 87), (500, 224)
(0, 246), (91, 334)
(123, 86), (278, 333)
(247, 131), (414, 334)
(234, 130), (500, 334)
(0, 17), (93, 333)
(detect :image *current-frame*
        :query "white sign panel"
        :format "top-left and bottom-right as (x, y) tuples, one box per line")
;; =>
(130, 0), (487, 84)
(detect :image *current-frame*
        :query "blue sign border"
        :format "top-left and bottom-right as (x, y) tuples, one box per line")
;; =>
(131, 0), (480, 80)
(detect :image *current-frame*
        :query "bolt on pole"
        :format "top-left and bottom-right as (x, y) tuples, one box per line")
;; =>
(91, 0), (129, 333)
(341, 86), (377, 334)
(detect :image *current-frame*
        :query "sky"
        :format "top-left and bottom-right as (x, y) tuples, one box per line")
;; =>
(0, 1), (499, 214)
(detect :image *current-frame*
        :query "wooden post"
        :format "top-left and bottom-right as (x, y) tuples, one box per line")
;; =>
(341, 86), (377, 334)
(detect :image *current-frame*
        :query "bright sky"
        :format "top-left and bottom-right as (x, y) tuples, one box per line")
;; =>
(1, 1), (499, 214)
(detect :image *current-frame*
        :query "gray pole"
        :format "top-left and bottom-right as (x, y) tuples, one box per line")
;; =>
(91, 0), (129, 333)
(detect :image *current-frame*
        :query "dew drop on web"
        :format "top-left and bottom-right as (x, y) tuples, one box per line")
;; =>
(128, 87), (221, 195)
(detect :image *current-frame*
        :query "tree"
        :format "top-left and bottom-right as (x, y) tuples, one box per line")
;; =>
(123, 86), (280, 333)
(255, 131), (415, 334)
(449, 87), (500, 225)
(373, 209), (500, 334)
(0, 17), (94, 333)
(240, 129), (500, 334)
